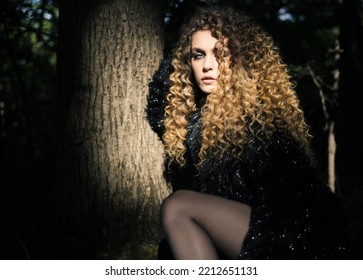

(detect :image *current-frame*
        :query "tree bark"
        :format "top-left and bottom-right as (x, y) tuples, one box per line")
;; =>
(56, 0), (169, 259)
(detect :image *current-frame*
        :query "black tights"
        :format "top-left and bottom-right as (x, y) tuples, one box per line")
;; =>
(160, 190), (251, 259)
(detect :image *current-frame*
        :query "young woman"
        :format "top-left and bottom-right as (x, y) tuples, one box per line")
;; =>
(147, 6), (351, 259)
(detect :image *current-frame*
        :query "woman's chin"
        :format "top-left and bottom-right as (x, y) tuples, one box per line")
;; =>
(199, 84), (217, 94)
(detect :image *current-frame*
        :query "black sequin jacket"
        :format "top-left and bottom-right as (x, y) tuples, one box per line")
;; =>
(146, 58), (351, 259)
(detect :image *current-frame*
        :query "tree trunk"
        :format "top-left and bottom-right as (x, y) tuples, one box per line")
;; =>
(56, 0), (169, 259)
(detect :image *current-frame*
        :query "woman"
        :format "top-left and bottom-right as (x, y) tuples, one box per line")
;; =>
(147, 6), (351, 259)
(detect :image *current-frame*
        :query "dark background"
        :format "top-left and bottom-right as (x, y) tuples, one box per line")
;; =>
(1, 0), (362, 259)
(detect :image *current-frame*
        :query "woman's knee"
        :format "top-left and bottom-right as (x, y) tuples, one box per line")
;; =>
(160, 190), (194, 228)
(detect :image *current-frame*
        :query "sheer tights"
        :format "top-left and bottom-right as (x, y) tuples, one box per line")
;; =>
(160, 190), (251, 259)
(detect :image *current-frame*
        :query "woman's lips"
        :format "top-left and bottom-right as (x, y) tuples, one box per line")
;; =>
(201, 77), (216, 85)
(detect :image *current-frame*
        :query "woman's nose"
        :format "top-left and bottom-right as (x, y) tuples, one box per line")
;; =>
(202, 55), (215, 72)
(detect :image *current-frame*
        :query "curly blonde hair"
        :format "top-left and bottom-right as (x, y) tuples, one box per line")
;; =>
(163, 6), (311, 167)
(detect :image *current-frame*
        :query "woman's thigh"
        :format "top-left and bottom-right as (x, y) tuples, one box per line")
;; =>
(161, 190), (251, 258)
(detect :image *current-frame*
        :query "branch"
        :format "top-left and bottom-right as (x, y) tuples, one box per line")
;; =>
(306, 64), (329, 131)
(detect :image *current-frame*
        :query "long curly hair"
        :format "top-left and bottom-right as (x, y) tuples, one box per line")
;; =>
(163, 6), (311, 167)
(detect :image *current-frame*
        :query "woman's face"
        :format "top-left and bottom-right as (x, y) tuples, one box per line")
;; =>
(191, 30), (220, 94)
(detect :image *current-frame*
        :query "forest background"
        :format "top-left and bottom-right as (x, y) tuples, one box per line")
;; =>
(1, 0), (362, 259)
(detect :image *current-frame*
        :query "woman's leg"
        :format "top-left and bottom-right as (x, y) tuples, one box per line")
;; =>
(160, 189), (251, 259)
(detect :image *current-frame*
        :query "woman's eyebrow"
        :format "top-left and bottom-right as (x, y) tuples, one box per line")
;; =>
(191, 47), (206, 54)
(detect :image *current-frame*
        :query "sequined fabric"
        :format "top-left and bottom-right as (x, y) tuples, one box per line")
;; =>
(146, 57), (173, 140)
(147, 59), (352, 260)
(198, 129), (351, 259)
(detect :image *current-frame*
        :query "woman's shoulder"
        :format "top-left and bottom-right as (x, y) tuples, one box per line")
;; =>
(149, 57), (173, 90)
(146, 57), (173, 139)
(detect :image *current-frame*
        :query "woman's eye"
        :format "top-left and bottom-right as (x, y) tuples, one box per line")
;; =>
(192, 53), (204, 60)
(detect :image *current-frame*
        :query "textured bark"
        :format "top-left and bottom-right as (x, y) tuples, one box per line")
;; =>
(56, 0), (169, 259)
